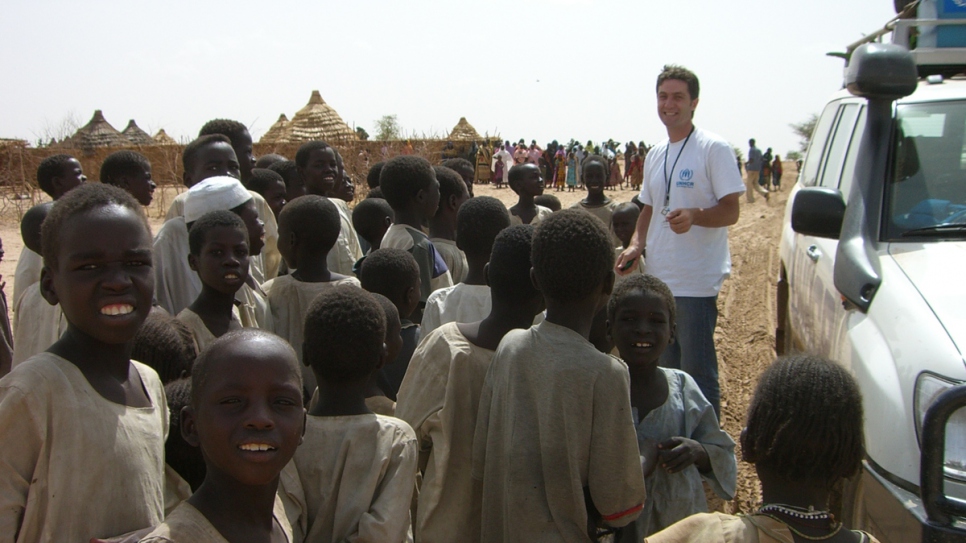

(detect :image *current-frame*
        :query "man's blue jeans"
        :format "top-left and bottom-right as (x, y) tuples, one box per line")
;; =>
(659, 296), (720, 418)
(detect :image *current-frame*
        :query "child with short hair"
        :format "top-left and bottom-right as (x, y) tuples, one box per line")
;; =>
(366, 161), (386, 189)
(247, 167), (287, 220)
(333, 171), (356, 203)
(572, 154), (621, 246)
(268, 159), (307, 204)
(351, 197), (394, 253)
(263, 195), (361, 396)
(0, 184), (167, 540)
(534, 193), (562, 212)
(607, 274), (736, 540)
(12, 202), (68, 367)
(441, 157), (476, 198)
(421, 196), (510, 336)
(164, 134), (241, 220)
(178, 210), (251, 355)
(359, 248), (421, 399)
(295, 141), (364, 277)
(198, 118), (255, 184)
(255, 153), (287, 170)
(100, 150), (157, 206)
(507, 163), (553, 226)
(11, 155), (86, 314)
(430, 166), (470, 283)
(379, 155), (453, 319)
(646, 355), (875, 543)
(472, 210), (646, 541)
(140, 329), (303, 542)
(363, 293), (404, 416)
(132, 308), (197, 385)
(285, 288), (417, 543)
(397, 224), (543, 543)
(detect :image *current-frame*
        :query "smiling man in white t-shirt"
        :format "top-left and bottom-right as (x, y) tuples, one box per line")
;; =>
(616, 64), (745, 418)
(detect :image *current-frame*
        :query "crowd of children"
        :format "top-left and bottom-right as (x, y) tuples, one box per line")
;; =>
(0, 109), (879, 543)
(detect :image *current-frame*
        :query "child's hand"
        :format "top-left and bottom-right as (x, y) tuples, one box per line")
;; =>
(657, 437), (711, 474)
(640, 438), (660, 477)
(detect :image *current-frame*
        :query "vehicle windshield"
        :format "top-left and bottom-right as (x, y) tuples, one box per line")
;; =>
(887, 100), (966, 240)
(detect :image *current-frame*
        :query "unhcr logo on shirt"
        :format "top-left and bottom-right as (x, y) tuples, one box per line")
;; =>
(676, 168), (694, 188)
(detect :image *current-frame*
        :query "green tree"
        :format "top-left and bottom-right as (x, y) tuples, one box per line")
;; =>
(790, 113), (819, 152)
(374, 115), (402, 141)
(356, 126), (369, 140)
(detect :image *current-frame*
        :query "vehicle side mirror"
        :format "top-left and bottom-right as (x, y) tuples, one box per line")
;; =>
(846, 43), (918, 100)
(791, 187), (846, 239)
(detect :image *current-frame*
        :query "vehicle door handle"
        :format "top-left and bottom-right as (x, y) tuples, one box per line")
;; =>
(807, 245), (821, 262)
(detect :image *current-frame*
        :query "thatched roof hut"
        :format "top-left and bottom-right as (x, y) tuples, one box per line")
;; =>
(259, 114), (291, 144)
(65, 110), (128, 149)
(122, 120), (154, 146)
(153, 129), (178, 146)
(448, 117), (482, 141)
(286, 91), (357, 142)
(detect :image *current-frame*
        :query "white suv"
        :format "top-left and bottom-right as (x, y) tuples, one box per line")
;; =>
(777, 40), (966, 541)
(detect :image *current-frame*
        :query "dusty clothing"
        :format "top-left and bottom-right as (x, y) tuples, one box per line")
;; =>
(282, 414), (418, 543)
(472, 321), (646, 542)
(11, 247), (42, 323)
(328, 199), (365, 277)
(262, 274), (361, 361)
(0, 354), (168, 542)
(571, 200), (621, 246)
(420, 284), (491, 337)
(11, 283), (67, 368)
(430, 238), (468, 284)
(163, 465), (191, 516)
(644, 512), (880, 543)
(382, 224), (453, 304)
(618, 368), (736, 540)
(508, 204), (554, 226)
(396, 323), (495, 543)
(166, 190), (281, 283)
(138, 496), (292, 543)
(154, 216), (271, 328)
(175, 307), (244, 354)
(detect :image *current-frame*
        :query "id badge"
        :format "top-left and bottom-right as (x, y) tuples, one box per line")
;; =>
(660, 206), (670, 216)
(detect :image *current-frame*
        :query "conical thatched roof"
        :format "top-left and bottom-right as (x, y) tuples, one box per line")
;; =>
(122, 120), (154, 145)
(259, 114), (291, 144)
(153, 129), (178, 146)
(66, 110), (128, 148)
(448, 117), (482, 141)
(286, 91), (357, 142)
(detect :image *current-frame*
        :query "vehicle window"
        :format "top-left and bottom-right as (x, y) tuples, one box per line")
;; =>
(819, 104), (861, 189)
(886, 100), (966, 240)
(800, 102), (841, 187)
(838, 106), (867, 200)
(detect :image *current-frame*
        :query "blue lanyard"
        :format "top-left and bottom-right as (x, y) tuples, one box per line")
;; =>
(663, 126), (695, 212)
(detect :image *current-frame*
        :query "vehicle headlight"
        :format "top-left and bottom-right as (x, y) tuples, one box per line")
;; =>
(915, 372), (966, 482)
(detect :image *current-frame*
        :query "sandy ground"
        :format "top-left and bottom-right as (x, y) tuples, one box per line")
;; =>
(0, 166), (790, 514)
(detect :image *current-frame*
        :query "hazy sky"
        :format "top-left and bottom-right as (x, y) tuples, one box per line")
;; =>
(2, 1), (896, 157)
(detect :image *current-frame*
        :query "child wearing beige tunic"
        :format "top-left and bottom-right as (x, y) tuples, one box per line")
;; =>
(283, 287), (417, 543)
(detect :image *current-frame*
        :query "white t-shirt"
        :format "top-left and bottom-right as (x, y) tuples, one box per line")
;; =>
(639, 128), (744, 297)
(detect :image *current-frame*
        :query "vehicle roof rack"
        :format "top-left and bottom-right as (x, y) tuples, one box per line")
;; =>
(828, 0), (966, 78)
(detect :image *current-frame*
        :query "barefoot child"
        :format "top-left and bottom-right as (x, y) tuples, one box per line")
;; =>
(100, 150), (157, 207)
(283, 288), (417, 543)
(140, 329), (303, 542)
(263, 195), (361, 397)
(178, 211), (252, 353)
(359, 248), (421, 400)
(429, 166), (470, 283)
(571, 154), (621, 246)
(0, 184), (167, 540)
(507, 163), (553, 226)
(608, 275), (736, 539)
(379, 155), (452, 321)
(472, 210), (647, 541)
(397, 224), (543, 543)
(646, 355), (876, 543)
(421, 196), (510, 335)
